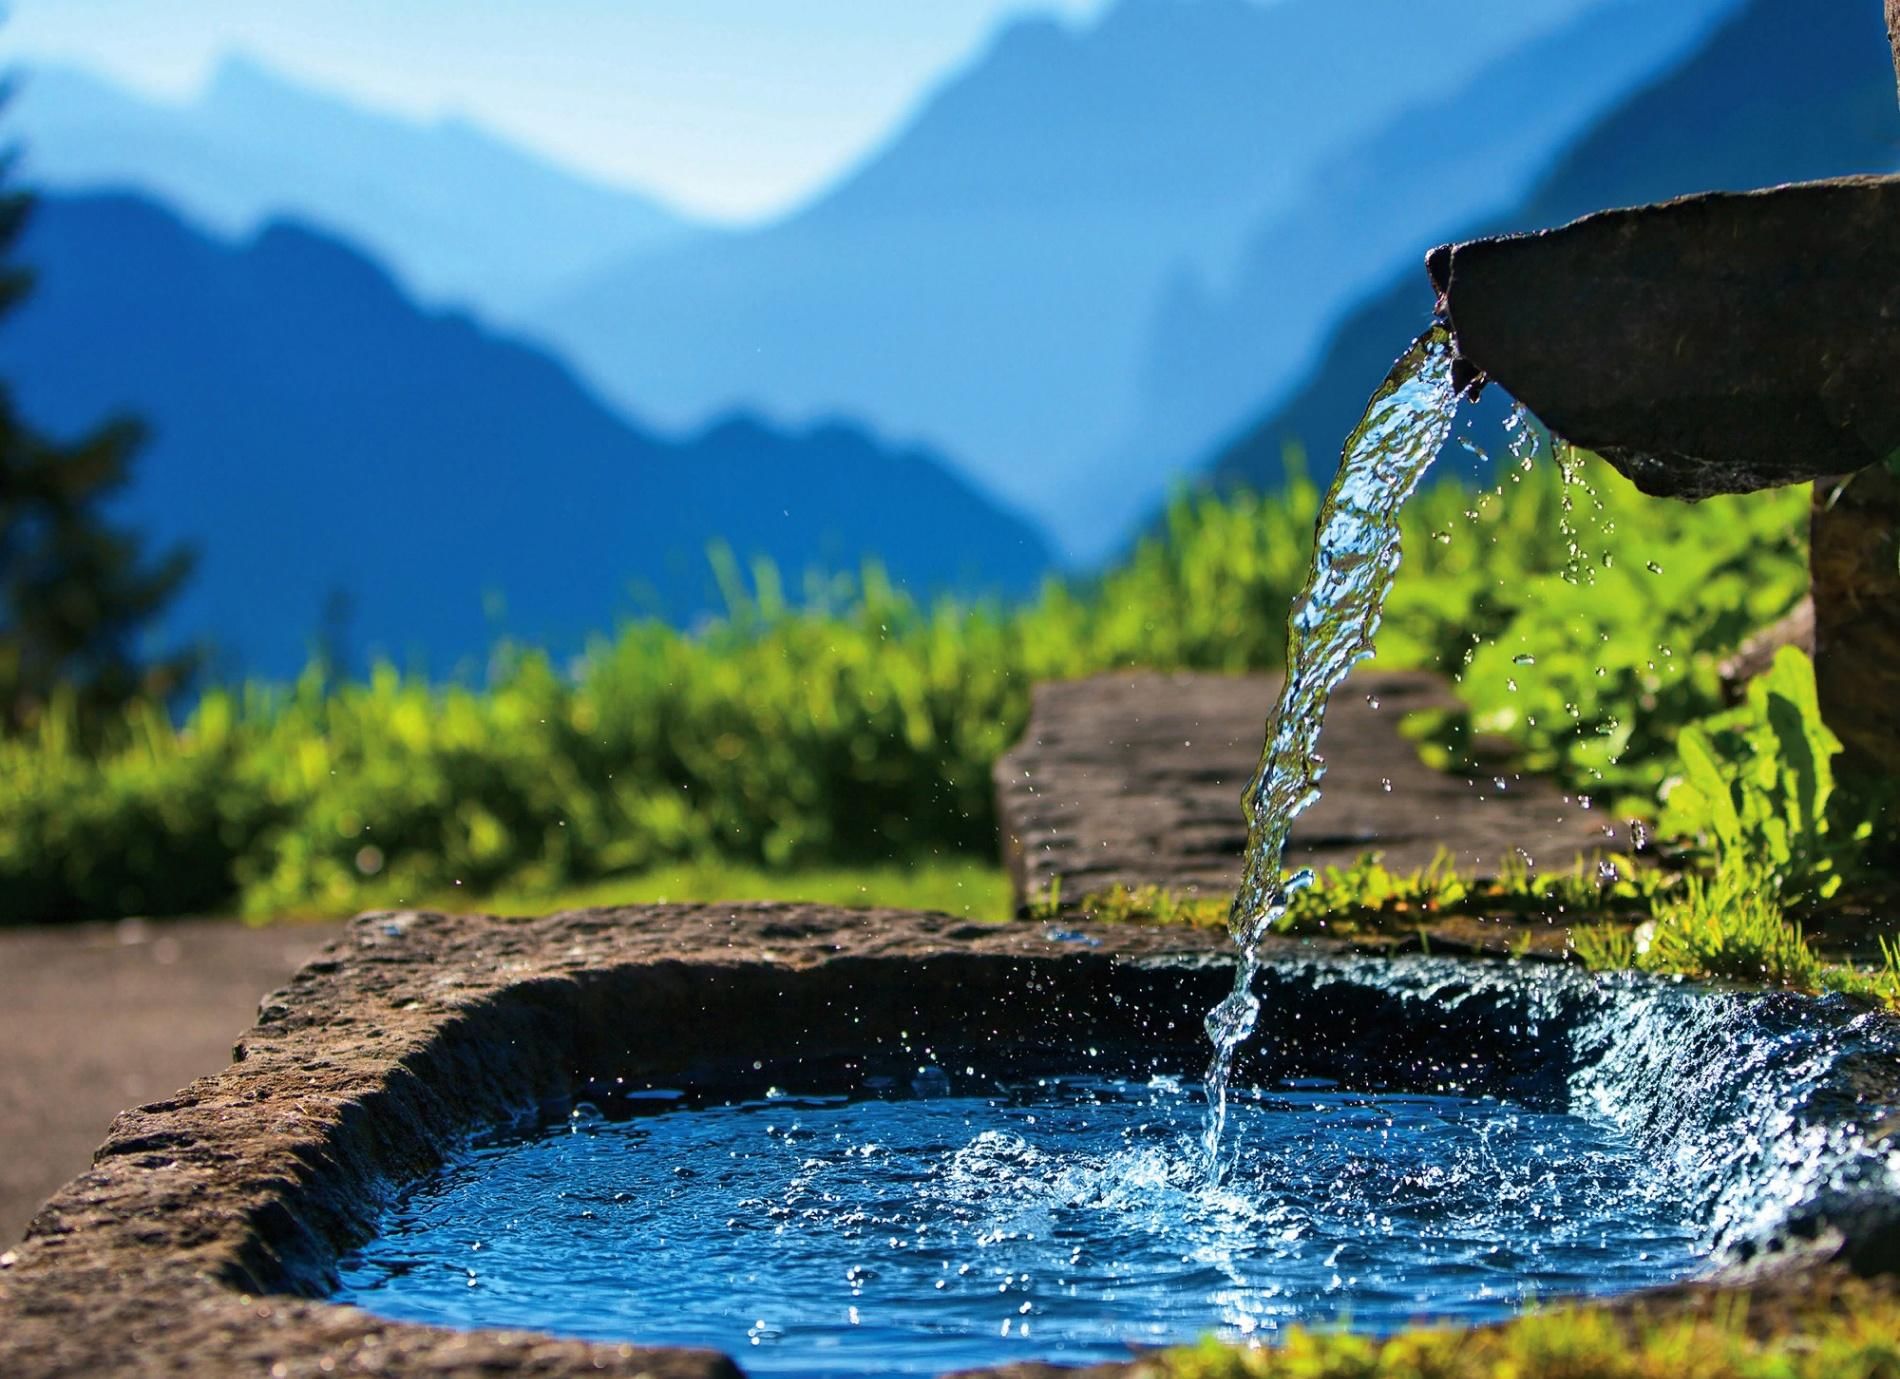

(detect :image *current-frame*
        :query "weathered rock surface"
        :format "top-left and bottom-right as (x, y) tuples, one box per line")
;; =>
(0, 905), (1238, 1378)
(1812, 466), (1900, 780)
(1429, 176), (1900, 500)
(1889, 0), (1900, 98)
(993, 670), (1622, 911)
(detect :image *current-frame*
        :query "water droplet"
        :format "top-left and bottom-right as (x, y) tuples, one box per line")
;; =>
(1512, 654), (1536, 666)
(1645, 561), (1663, 575)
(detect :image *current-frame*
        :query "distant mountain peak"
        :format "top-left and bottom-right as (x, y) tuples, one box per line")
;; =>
(11, 56), (700, 321)
(0, 191), (1054, 677)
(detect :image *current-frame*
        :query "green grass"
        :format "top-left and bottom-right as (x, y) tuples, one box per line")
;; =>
(1146, 1285), (1900, 1379)
(1031, 850), (1659, 937)
(467, 856), (1011, 921)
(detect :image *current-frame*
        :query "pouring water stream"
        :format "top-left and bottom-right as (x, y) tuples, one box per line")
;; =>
(1202, 325), (1461, 1177)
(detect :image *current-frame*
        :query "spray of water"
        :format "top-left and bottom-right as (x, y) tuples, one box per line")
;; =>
(1202, 326), (1461, 1175)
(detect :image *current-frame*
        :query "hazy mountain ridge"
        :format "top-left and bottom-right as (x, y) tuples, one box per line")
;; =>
(0, 192), (1053, 679)
(528, 0), (1623, 557)
(1210, 0), (1900, 494)
(1088, 0), (1739, 543)
(11, 57), (698, 318)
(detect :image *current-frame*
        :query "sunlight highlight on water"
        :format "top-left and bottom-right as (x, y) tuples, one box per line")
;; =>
(334, 1073), (1700, 1376)
(1204, 327), (1461, 1174)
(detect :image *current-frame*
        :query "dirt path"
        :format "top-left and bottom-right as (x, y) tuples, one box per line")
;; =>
(0, 915), (345, 1244)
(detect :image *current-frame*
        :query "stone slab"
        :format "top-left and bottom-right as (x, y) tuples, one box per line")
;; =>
(993, 669), (1624, 911)
(1431, 176), (1900, 500)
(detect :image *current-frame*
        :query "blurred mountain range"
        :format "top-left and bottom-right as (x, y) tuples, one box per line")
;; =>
(8, 0), (1895, 655)
(0, 193), (1051, 678)
(525, 0), (1726, 558)
(10, 57), (700, 316)
(1210, 0), (1900, 496)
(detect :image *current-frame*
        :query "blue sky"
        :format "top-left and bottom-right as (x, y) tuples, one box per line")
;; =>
(1, 0), (1116, 221)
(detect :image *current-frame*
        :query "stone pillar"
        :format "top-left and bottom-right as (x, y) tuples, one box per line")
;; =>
(1890, 0), (1900, 100)
(1812, 2), (1900, 782)
(1811, 467), (1900, 780)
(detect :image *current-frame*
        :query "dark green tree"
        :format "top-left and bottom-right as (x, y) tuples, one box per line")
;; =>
(0, 159), (194, 731)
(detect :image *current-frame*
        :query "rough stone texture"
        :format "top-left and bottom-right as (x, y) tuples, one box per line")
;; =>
(1811, 467), (1900, 779)
(0, 916), (345, 1246)
(1428, 176), (1900, 500)
(994, 670), (1623, 911)
(1890, 0), (1900, 100)
(0, 904), (1243, 1378)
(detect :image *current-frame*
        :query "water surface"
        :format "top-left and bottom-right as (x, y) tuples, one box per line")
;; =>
(336, 1073), (1702, 1375)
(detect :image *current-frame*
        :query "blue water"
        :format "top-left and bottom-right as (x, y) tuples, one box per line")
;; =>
(335, 1074), (1703, 1375)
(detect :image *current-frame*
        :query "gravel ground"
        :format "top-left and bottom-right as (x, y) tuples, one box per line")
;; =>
(0, 915), (345, 1244)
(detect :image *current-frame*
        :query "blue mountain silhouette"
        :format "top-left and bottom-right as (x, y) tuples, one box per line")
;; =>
(11, 57), (697, 317)
(528, 0), (1628, 556)
(1094, 0), (1738, 541)
(0, 193), (1053, 679)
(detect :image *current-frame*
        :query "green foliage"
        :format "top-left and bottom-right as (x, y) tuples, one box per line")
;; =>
(0, 480), (1325, 924)
(1638, 871), (1823, 988)
(1657, 647), (1863, 902)
(1382, 448), (1809, 805)
(1037, 850), (1658, 938)
(1571, 649), (1882, 994)
(1275, 850), (1658, 934)
(1030, 880), (1228, 928)
(1819, 937), (1900, 1010)
(491, 856), (1009, 920)
(0, 445), (1816, 925)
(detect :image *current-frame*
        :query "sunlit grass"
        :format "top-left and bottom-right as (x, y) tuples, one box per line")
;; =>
(1150, 1282), (1900, 1379)
(470, 856), (1012, 921)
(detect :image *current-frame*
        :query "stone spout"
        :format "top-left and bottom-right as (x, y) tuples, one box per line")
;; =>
(1426, 175), (1900, 500)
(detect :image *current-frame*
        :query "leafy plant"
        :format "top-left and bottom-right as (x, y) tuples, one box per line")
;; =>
(1151, 1281), (1900, 1378)
(1656, 646), (1864, 902)
(1384, 448), (1809, 806)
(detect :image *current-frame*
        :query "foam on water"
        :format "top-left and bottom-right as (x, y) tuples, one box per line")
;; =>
(334, 1073), (1701, 1375)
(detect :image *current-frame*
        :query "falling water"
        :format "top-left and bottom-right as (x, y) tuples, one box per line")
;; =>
(1202, 326), (1461, 1174)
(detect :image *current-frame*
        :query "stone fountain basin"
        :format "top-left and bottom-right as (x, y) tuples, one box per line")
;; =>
(4, 904), (1900, 1378)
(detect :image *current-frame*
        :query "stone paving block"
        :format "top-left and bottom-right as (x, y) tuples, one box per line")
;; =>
(994, 669), (1624, 911)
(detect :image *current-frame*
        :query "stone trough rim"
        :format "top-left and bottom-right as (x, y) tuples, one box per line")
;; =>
(0, 902), (1892, 1379)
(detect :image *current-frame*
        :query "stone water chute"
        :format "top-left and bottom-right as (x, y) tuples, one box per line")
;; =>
(1428, 0), (1900, 776)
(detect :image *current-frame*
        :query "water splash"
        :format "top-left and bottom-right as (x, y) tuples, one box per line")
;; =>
(1203, 326), (1460, 1174)
(334, 1067), (1702, 1373)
